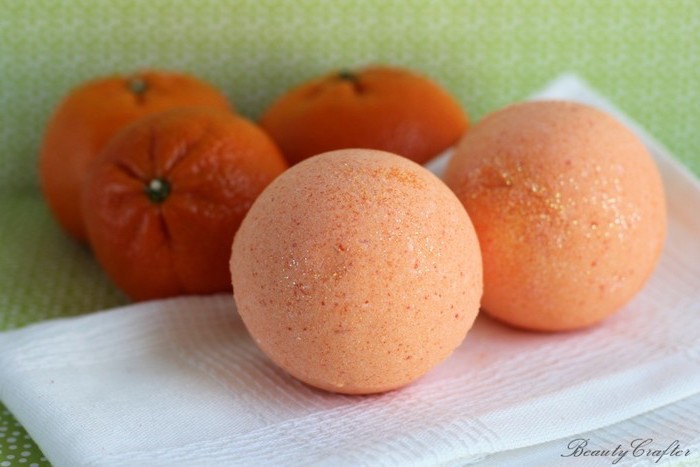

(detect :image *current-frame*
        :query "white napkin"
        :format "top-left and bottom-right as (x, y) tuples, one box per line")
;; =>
(1, 75), (699, 467)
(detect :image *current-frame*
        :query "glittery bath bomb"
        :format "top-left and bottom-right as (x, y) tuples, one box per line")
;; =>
(443, 100), (666, 332)
(231, 149), (483, 394)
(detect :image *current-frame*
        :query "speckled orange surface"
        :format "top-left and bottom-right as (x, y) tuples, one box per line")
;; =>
(444, 100), (666, 331)
(231, 149), (483, 394)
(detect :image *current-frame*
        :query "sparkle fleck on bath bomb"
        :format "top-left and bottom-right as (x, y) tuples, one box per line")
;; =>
(444, 100), (666, 331)
(231, 149), (483, 394)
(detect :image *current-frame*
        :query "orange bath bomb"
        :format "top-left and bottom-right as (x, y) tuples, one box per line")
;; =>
(443, 101), (666, 332)
(231, 149), (483, 394)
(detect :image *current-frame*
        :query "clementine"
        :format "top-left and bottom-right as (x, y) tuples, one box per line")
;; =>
(82, 107), (287, 302)
(39, 70), (232, 242)
(259, 65), (469, 166)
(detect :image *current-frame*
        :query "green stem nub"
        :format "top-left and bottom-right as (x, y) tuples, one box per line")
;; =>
(338, 69), (357, 81)
(146, 178), (171, 204)
(128, 76), (148, 95)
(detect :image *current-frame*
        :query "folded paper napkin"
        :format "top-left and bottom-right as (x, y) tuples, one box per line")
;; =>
(1, 75), (699, 467)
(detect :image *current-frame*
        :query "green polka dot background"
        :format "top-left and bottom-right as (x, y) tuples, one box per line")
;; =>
(0, 0), (698, 464)
(0, 408), (48, 467)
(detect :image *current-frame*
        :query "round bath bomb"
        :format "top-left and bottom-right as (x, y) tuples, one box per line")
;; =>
(444, 100), (666, 332)
(231, 149), (483, 394)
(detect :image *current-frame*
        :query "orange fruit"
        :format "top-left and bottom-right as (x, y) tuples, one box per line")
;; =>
(259, 65), (469, 166)
(39, 70), (232, 242)
(82, 107), (288, 302)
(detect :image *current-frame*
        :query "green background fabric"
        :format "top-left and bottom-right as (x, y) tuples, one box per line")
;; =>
(1, 1), (698, 464)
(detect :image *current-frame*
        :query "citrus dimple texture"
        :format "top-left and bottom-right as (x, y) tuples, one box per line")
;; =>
(82, 107), (287, 302)
(259, 66), (469, 166)
(39, 70), (232, 241)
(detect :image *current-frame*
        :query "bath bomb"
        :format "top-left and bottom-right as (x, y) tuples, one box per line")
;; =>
(231, 149), (483, 394)
(444, 100), (666, 331)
